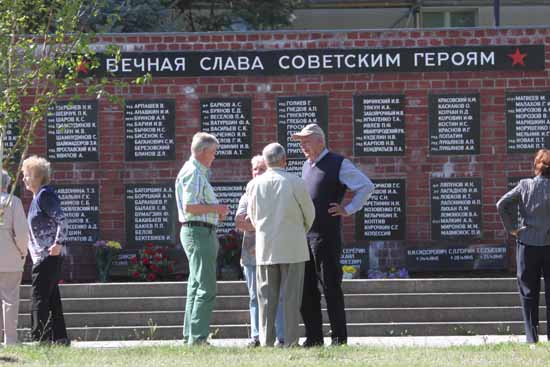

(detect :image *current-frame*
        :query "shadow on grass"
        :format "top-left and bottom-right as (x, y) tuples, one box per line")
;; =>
(0, 356), (20, 363)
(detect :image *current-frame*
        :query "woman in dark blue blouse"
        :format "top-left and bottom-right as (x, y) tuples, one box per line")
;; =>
(22, 155), (69, 345)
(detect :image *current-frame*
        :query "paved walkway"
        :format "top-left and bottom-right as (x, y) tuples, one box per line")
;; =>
(70, 335), (543, 349)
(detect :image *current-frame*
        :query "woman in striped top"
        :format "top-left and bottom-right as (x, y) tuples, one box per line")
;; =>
(497, 149), (550, 344)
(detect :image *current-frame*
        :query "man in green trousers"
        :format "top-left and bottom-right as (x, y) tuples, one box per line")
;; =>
(175, 132), (229, 345)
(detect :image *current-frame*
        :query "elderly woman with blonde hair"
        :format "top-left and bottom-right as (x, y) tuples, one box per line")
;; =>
(0, 170), (29, 345)
(497, 149), (550, 344)
(22, 155), (69, 345)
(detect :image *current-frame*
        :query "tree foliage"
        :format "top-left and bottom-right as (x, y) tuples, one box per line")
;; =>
(83, 0), (179, 33)
(83, 0), (303, 32)
(0, 0), (143, 209)
(13, 0), (304, 34)
(168, 0), (303, 32)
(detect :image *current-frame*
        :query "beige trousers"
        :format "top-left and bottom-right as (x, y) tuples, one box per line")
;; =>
(0, 272), (22, 345)
(257, 262), (305, 347)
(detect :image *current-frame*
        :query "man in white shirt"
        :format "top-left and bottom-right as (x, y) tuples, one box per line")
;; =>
(246, 143), (315, 347)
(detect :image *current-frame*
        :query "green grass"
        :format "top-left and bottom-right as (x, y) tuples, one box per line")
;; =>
(1, 343), (549, 367)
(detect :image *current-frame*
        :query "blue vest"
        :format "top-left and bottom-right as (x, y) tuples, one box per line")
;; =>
(303, 152), (347, 238)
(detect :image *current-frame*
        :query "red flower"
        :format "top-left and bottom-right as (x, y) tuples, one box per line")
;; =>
(142, 257), (149, 265)
(150, 264), (159, 273)
(168, 264), (174, 273)
(75, 60), (89, 74)
(132, 271), (140, 279)
(155, 248), (164, 254)
(130, 256), (138, 264)
(145, 243), (154, 248)
(147, 273), (157, 281)
(154, 255), (162, 262)
(58, 279), (65, 284)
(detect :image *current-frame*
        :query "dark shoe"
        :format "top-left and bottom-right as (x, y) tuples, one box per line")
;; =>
(330, 337), (347, 346)
(191, 338), (210, 346)
(302, 339), (324, 348)
(247, 339), (260, 348)
(53, 338), (71, 347)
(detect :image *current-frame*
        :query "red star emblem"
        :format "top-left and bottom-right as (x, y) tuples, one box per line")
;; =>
(508, 48), (527, 67)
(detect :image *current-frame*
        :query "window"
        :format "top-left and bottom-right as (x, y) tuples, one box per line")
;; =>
(422, 9), (477, 28)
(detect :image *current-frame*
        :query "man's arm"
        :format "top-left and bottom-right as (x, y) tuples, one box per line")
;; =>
(295, 178), (316, 232)
(12, 197), (29, 257)
(329, 159), (375, 216)
(245, 181), (257, 227)
(235, 193), (254, 232)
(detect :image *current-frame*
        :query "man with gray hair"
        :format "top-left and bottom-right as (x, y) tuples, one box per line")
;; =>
(175, 132), (229, 345)
(0, 170), (29, 345)
(292, 123), (374, 347)
(246, 143), (315, 347)
(235, 155), (285, 347)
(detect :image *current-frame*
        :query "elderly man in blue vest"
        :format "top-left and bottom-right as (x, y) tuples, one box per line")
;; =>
(246, 143), (315, 347)
(292, 124), (374, 347)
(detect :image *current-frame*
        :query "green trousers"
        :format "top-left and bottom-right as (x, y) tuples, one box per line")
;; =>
(181, 226), (218, 345)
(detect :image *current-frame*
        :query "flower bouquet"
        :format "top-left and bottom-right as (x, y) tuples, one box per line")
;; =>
(94, 240), (122, 282)
(342, 265), (359, 279)
(129, 243), (175, 282)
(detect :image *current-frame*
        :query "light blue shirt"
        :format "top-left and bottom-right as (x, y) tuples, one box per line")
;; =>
(302, 149), (375, 215)
(175, 157), (219, 225)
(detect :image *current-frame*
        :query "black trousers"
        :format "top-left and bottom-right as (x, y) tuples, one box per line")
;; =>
(300, 234), (347, 344)
(31, 256), (68, 342)
(516, 242), (550, 343)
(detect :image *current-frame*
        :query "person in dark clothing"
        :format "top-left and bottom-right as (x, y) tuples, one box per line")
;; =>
(22, 155), (69, 345)
(497, 149), (550, 343)
(292, 124), (374, 347)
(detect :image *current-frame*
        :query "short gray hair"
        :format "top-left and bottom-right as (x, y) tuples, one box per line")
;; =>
(250, 155), (264, 167)
(1, 170), (11, 190)
(191, 132), (219, 155)
(22, 155), (51, 185)
(262, 143), (286, 167)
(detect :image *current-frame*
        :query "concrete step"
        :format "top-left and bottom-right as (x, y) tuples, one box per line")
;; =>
(343, 293), (530, 308)
(17, 279), (542, 341)
(18, 292), (543, 313)
(17, 306), (547, 328)
(352, 279), (521, 293)
(17, 321), (545, 341)
(18, 278), (524, 299)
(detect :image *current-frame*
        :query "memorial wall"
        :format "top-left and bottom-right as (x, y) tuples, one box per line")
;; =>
(15, 27), (550, 281)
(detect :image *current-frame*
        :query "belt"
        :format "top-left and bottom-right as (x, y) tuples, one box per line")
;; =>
(182, 221), (216, 230)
